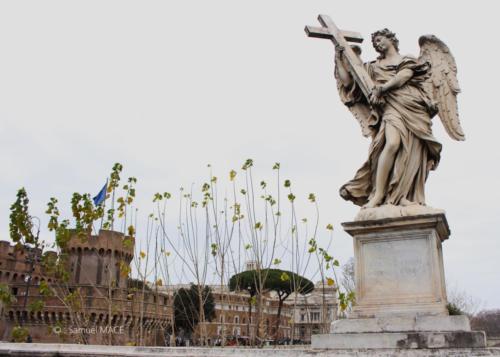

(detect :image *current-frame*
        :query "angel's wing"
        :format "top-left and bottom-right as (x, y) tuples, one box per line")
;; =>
(345, 102), (376, 138)
(418, 35), (465, 141)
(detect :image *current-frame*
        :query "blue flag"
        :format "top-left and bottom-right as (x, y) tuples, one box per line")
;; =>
(93, 181), (107, 206)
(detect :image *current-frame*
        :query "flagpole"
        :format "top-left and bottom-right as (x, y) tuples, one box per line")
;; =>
(110, 185), (115, 232)
(99, 179), (108, 231)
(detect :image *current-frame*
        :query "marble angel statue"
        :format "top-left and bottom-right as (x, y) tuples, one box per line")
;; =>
(333, 28), (465, 218)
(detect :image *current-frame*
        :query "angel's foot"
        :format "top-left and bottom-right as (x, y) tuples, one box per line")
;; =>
(363, 193), (384, 209)
(400, 198), (416, 207)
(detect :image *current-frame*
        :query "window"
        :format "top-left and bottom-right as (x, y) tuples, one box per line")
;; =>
(234, 316), (239, 324)
(300, 314), (305, 321)
(310, 312), (320, 321)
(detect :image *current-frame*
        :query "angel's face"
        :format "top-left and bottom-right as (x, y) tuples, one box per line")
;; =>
(373, 35), (392, 54)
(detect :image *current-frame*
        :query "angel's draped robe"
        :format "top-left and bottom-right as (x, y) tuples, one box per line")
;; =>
(338, 56), (442, 206)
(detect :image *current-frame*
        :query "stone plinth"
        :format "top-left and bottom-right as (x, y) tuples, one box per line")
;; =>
(311, 213), (487, 349)
(331, 315), (471, 333)
(346, 214), (449, 318)
(313, 331), (487, 349)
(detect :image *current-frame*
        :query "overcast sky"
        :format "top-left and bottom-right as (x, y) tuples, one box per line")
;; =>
(0, 1), (498, 309)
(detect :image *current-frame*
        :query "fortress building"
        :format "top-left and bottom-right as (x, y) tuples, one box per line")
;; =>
(0, 230), (172, 345)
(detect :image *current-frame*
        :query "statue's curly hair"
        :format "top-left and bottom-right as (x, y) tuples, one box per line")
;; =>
(371, 28), (399, 52)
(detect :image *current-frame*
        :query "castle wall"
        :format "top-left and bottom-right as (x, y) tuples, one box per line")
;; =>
(0, 231), (171, 346)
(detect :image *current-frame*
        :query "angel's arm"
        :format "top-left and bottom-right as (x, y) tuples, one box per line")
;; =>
(334, 46), (353, 87)
(381, 68), (413, 93)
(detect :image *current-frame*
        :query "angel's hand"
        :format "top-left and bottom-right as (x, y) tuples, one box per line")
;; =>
(369, 85), (384, 106)
(335, 44), (345, 59)
(373, 85), (385, 97)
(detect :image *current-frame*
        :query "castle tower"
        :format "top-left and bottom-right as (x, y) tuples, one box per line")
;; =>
(65, 230), (134, 289)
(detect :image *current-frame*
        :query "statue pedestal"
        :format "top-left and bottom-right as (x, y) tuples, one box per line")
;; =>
(312, 214), (486, 349)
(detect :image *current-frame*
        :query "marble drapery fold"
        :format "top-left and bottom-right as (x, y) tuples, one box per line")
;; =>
(338, 57), (442, 206)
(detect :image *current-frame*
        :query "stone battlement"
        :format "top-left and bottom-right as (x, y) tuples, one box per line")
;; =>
(66, 229), (134, 259)
(0, 240), (44, 259)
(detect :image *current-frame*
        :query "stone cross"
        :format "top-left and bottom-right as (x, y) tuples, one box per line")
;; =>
(305, 15), (374, 99)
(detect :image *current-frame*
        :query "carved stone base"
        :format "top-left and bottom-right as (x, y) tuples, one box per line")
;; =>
(311, 214), (486, 349)
(312, 331), (486, 349)
(355, 204), (444, 221)
(330, 315), (471, 333)
(345, 214), (450, 318)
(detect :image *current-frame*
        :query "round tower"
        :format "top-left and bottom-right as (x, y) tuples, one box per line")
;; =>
(65, 230), (134, 289)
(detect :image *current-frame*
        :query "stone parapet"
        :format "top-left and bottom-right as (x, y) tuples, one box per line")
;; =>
(0, 343), (499, 356)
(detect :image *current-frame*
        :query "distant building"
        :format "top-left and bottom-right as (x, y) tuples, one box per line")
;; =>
(0, 230), (171, 345)
(160, 278), (337, 346)
(291, 281), (337, 343)
(207, 284), (293, 344)
(245, 260), (258, 271)
(159, 284), (292, 345)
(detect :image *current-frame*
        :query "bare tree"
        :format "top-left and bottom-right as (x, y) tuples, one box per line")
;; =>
(341, 257), (355, 295)
(471, 310), (500, 338)
(446, 283), (483, 317)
